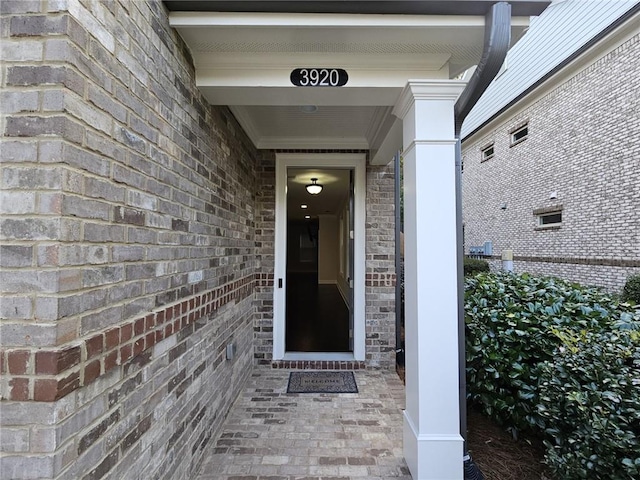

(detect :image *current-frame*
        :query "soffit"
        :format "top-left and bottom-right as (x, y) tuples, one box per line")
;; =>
(231, 105), (383, 149)
(168, 8), (538, 154)
(170, 13), (531, 76)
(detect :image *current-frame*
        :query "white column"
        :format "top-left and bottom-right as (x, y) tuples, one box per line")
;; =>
(393, 80), (466, 480)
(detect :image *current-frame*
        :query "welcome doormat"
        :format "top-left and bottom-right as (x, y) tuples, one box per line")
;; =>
(287, 371), (358, 394)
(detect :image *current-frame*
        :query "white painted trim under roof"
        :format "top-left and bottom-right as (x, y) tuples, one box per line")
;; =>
(169, 11), (509, 27)
(164, 0), (550, 17)
(169, 8), (533, 154)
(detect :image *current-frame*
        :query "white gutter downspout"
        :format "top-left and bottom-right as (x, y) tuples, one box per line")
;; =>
(453, 3), (512, 478)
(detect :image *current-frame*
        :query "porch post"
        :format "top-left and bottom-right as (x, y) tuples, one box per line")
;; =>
(393, 80), (466, 479)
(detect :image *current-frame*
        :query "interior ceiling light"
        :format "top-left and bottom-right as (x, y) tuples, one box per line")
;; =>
(304, 215), (311, 219)
(300, 204), (308, 209)
(305, 178), (323, 195)
(300, 105), (318, 113)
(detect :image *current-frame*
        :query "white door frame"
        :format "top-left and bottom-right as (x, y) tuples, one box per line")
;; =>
(273, 153), (366, 361)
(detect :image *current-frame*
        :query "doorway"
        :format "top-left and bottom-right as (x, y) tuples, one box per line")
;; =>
(285, 168), (351, 352)
(273, 153), (366, 361)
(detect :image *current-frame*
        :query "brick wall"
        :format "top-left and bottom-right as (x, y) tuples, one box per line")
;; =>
(253, 151), (276, 365)
(251, 152), (397, 368)
(365, 163), (396, 368)
(0, 1), (401, 477)
(1, 1), (259, 478)
(462, 33), (640, 292)
(484, 257), (639, 292)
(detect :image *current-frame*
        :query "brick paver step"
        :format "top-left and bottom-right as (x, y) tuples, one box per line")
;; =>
(196, 369), (411, 480)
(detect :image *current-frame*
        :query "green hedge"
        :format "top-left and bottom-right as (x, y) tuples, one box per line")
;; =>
(538, 328), (640, 479)
(622, 274), (640, 304)
(465, 272), (640, 479)
(464, 257), (490, 276)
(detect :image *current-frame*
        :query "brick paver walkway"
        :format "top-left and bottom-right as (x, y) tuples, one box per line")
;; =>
(196, 368), (412, 479)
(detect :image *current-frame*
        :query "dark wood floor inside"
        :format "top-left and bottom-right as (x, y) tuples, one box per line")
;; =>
(286, 272), (350, 352)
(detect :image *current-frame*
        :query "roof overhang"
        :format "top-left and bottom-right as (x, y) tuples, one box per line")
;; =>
(165, 1), (549, 158)
(164, 1), (549, 17)
(461, 2), (639, 143)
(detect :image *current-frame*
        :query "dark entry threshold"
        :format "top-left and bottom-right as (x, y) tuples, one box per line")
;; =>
(286, 272), (350, 352)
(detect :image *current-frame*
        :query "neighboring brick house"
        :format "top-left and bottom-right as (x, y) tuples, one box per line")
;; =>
(0, 1), (549, 478)
(461, 0), (640, 292)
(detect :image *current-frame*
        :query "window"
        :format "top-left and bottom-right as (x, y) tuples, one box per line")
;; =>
(510, 123), (528, 146)
(534, 205), (563, 229)
(481, 143), (495, 162)
(539, 212), (562, 226)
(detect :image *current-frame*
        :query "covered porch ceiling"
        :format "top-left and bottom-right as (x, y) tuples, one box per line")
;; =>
(166, 1), (548, 163)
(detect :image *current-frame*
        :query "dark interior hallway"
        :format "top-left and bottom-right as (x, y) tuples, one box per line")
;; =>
(285, 272), (350, 352)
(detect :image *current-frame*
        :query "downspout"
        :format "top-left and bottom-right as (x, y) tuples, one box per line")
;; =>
(454, 3), (512, 478)
(394, 151), (404, 369)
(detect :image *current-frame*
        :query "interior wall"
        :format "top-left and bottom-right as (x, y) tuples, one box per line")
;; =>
(318, 215), (339, 284)
(286, 219), (319, 273)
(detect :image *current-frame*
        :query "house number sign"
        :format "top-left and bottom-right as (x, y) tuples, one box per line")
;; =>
(290, 68), (349, 87)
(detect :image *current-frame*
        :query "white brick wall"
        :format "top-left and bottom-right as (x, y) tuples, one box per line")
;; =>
(462, 33), (640, 292)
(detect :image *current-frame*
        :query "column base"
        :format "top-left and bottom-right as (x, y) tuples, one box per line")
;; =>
(403, 411), (465, 479)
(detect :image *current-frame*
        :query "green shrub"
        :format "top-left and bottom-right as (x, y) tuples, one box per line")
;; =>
(622, 274), (640, 304)
(538, 328), (640, 479)
(465, 272), (614, 433)
(465, 272), (640, 479)
(464, 257), (490, 276)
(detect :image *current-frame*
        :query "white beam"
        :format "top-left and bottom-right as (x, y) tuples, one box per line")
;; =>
(194, 52), (451, 101)
(256, 136), (369, 150)
(193, 52), (451, 71)
(169, 12), (493, 28)
(370, 117), (402, 165)
(394, 80), (466, 479)
(199, 86), (404, 107)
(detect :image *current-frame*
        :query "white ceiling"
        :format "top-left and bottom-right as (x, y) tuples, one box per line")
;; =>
(170, 12), (531, 159)
(231, 105), (388, 149)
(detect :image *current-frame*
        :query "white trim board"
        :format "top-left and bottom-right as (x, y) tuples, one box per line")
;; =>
(273, 153), (366, 361)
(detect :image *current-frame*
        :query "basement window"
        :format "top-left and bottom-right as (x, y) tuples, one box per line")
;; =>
(481, 143), (495, 162)
(539, 212), (562, 225)
(534, 205), (563, 230)
(510, 123), (529, 146)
